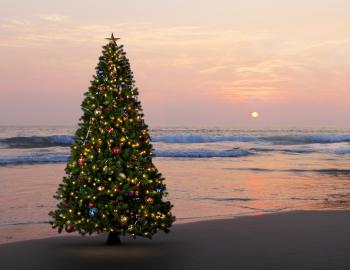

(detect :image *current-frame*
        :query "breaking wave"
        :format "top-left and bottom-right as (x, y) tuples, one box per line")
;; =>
(2, 133), (350, 148)
(0, 135), (74, 148)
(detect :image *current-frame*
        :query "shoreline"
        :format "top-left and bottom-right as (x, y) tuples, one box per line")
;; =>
(1, 210), (350, 269)
(0, 208), (332, 246)
(0, 208), (281, 245)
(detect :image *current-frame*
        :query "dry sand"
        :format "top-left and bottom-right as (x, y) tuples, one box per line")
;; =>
(1, 211), (350, 270)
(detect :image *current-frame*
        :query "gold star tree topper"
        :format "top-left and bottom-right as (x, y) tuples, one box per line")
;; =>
(105, 33), (120, 44)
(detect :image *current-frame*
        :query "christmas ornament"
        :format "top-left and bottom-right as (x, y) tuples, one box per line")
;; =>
(78, 156), (85, 167)
(89, 207), (99, 217)
(94, 108), (102, 116)
(99, 85), (107, 91)
(128, 190), (136, 197)
(112, 147), (121, 155)
(65, 224), (75, 233)
(49, 34), (175, 244)
(146, 197), (154, 204)
(119, 215), (128, 225)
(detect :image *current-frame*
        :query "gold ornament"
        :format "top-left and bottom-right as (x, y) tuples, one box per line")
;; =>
(94, 108), (102, 116)
(119, 215), (128, 225)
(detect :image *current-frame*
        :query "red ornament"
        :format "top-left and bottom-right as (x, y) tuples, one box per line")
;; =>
(146, 197), (154, 205)
(112, 147), (121, 155)
(64, 200), (70, 207)
(107, 127), (114, 133)
(88, 202), (95, 208)
(65, 224), (75, 233)
(78, 156), (85, 167)
(136, 183), (142, 188)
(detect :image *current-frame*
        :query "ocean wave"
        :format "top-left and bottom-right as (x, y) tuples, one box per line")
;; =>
(260, 134), (350, 144)
(154, 134), (350, 144)
(0, 144), (349, 166)
(223, 167), (350, 175)
(152, 134), (255, 143)
(0, 135), (74, 148)
(334, 148), (350, 155)
(250, 147), (314, 154)
(0, 149), (253, 166)
(1, 133), (350, 148)
(155, 149), (254, 158)
(250, 146), (350, 155)
(0, 154), (70, 166)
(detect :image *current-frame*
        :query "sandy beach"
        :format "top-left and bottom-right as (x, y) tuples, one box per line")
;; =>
(1, 210), (350, 270)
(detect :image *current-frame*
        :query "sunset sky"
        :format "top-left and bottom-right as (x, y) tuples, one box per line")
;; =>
(0, 0), (349, 126)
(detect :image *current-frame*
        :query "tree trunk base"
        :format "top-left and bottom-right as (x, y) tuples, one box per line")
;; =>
(106, 232), (121, 245)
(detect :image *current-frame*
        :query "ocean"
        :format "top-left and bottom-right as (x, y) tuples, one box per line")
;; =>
(0, 125), (350, 244)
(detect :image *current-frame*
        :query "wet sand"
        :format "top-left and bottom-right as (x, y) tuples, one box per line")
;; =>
(1, 210), (350, 270)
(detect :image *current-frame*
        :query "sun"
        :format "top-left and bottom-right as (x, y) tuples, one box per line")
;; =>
(251, 111), (259, 118)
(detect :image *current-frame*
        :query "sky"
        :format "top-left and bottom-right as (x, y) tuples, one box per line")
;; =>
(0, 0), (349, 127)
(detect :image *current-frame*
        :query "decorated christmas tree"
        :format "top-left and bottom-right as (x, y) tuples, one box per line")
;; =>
(49, 34), (175, 245)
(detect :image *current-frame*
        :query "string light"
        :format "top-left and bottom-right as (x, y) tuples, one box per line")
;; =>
(48, 34), (175, 241)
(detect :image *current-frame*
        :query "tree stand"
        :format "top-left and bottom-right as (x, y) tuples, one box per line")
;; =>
(107, 232), (121, 245)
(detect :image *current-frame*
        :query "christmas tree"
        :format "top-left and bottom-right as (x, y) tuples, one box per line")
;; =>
(49, 34), (175, 245)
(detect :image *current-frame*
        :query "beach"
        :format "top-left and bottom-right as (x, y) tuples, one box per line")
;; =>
(1, 126), (350, 245)
(1, 210), (350, 270)
(0, 126), (349, 269)
(2, 0), (350, 268)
